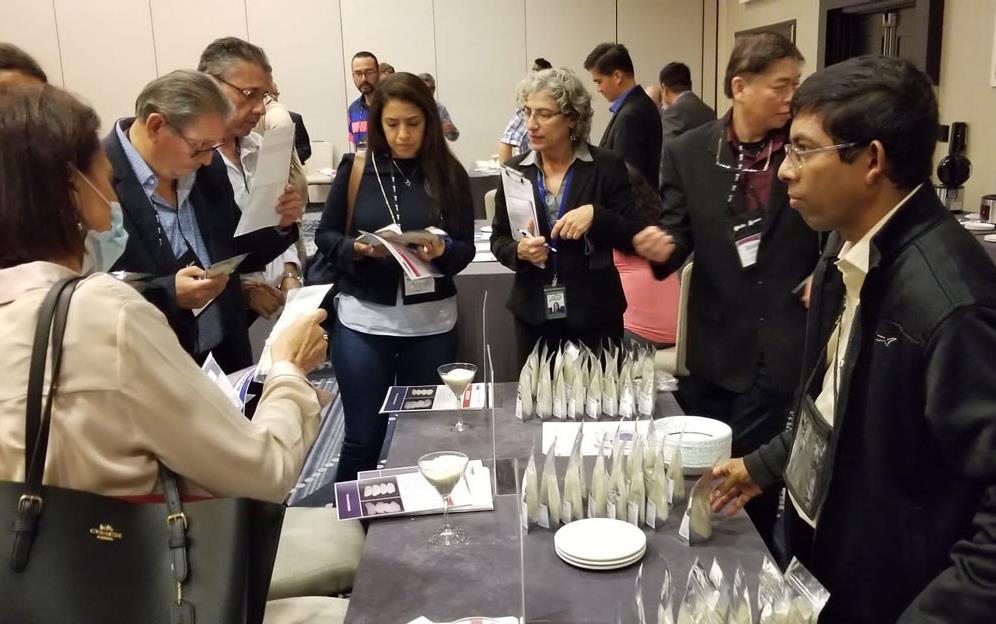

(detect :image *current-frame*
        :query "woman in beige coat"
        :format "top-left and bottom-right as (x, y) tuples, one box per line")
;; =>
(0, 82), (328, 504)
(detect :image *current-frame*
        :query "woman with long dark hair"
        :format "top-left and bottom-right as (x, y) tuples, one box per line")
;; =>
(315, 72), (475, 482)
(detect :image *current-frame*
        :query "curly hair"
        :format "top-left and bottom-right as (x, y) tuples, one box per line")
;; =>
(516, 67), (593, 143)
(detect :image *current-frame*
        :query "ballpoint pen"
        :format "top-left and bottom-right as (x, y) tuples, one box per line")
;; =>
(517, 229), (557, 252)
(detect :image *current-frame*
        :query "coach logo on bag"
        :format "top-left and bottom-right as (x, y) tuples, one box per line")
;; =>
(89, 524), (123, 542)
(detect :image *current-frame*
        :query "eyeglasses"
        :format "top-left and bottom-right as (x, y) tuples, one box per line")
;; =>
(520, 107), (564, 123)
(784, 142), (860, 172)
(353, 69), (378, 79)
(714, 134), (773, 174)
(164, 119), (224, 158)
(214, 76), (274, 105)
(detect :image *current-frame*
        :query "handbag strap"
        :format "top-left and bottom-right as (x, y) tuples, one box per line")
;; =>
(159, 463), (195, 620)
(344, 150), (366, 234)
(11, 275), (82, 571)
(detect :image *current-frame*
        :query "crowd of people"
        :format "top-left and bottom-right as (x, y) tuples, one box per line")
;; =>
(2, 26), (996, 623)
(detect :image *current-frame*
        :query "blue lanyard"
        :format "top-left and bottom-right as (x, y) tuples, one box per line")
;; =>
(535, 166), (575, 228)
(535, 165), (574, 279)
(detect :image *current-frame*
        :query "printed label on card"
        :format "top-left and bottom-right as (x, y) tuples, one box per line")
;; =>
(606, 499), (617, 521)
(520, 500), (529, 531)
(561, 501), (573, 525)
(678, 507), (691, 543)
(627, 501), (640, 526)
(538, 504), (551, 529)
(403, 275), (436, 296)
(666, 479), (675, 504)
(646, 501), (657, 529)
(735, 232), (761, 269)
(587, 496), (596, 519)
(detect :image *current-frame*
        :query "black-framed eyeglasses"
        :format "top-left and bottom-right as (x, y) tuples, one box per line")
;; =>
(214, 76), (274, 105)
(784, 142), (860, 172)
(715, 134), (773, 174)
(164, 119), (224, 158)
(520, 107), (564, 123)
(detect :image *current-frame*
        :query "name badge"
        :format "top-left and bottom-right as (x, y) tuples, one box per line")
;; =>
(784, 395), (834, 521)
(543, 284), (567, 320)
(731, 215), (763, 269)
(403, 275), (435, 296)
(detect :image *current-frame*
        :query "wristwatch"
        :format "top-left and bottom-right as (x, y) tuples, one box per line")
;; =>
(280, 272), (304, 288)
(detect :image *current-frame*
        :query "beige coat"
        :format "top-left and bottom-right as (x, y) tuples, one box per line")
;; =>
(0, 262), (323, 503)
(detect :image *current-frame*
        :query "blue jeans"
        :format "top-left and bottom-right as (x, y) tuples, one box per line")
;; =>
(331, 320), (457, 483)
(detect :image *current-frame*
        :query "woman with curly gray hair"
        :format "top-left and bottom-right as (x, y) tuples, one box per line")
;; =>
(490, 67), (643, 365)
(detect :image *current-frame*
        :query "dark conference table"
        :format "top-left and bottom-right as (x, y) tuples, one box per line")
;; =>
(343, 383), (773, 624)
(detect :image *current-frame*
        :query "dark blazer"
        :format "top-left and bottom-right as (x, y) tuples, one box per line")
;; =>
(653, 118), (820, 394)
(104, 118), (297, 371)
(659, 91), (716, 184)
(490, 144), (641, 328)
(314, 153), (475, 307)
(598, 85), (663, 185)
(745, 185), (996, 623)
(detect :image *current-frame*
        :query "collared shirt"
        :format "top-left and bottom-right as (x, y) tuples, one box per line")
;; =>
(218, 132), (300, 287)
(723, 116), (787, 214)
(609, 85), (639, 114)
(115, 121), (223, 353)
(500, 108), (530, 155)
(436, 102), (459, 141)
(790, 182), (923, 527)
(520, 142), (594, 226)
(347, 95), (369, 148)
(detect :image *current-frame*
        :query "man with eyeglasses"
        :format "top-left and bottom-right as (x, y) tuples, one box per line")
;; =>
(709, 55), (996, 624)
(104, 69), (299, 371)
(199, 38), (307, 323)
(633, 32), (820, 550)
(348, 51), (380, 151)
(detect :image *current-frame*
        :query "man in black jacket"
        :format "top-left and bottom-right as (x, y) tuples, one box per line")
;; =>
(657, 62), (716, 185)
(105, 70), (300, 371)
(710, 55), (996, 623)
(634, 32), (818, 546)
(584, 43), (662, 185)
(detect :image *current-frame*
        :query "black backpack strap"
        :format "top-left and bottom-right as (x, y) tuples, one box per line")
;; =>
(11, 276), (82, 571)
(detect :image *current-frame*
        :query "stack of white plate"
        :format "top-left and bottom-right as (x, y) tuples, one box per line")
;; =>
(553, 518), (646, 571)
(656, 416), (733, 474)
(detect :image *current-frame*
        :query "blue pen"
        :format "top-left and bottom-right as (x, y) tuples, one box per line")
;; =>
(517, 229), (557, 253)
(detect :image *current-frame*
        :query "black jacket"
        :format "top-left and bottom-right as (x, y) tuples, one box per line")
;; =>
(490, 144), (641, 329)
(314, 153), (475, 307)
(653, 118), (820, 394)
(598, 85), (663, 185)
(104, 119), (296, 370)
(658, 91), (716, 184)
(745, 185), (996, 623)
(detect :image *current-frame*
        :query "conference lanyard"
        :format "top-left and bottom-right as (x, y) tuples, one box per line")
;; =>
(535, 165), (574, 279)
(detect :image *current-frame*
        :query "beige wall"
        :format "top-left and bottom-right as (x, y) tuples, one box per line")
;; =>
(0, 0), (706, 169)
(933, 0), (996, 211)
(715, 0), (820, 115)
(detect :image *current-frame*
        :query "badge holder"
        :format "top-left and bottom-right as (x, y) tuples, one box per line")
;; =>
(543, 278), (567, 320)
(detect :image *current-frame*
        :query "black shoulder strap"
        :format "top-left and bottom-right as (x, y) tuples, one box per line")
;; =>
(11, 275), (82, 571)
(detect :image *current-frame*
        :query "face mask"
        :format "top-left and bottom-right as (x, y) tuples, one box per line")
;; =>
(75, 169), (129, 274)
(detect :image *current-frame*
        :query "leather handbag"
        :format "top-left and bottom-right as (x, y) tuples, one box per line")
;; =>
(0, 276), (285, 623)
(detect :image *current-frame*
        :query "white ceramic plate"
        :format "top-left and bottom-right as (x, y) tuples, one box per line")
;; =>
(963, 221), (995, 231)
(555, 543), (647, 566)
(555, 545), (646, 571)
(656, 416), (733, 473)
(553, 518), (647, 563)
(984, 234), (996, 243)
(480, 225), (493, 233)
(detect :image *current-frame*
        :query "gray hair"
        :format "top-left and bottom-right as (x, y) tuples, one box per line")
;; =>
(197, 37), (271, 81)
(134, 69), (231, 129)
(516, 67), (593, 143)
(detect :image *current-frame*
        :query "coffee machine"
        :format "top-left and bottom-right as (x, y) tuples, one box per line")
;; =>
(935, 122), (971, 212)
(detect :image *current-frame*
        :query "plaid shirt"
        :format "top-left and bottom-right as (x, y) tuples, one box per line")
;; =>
(499, 108), (530, 155)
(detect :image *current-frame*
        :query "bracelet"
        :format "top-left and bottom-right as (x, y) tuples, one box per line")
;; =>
(280, 272), (304, 287)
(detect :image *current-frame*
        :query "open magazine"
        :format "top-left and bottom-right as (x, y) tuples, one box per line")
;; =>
(357, 224), (445, 281)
